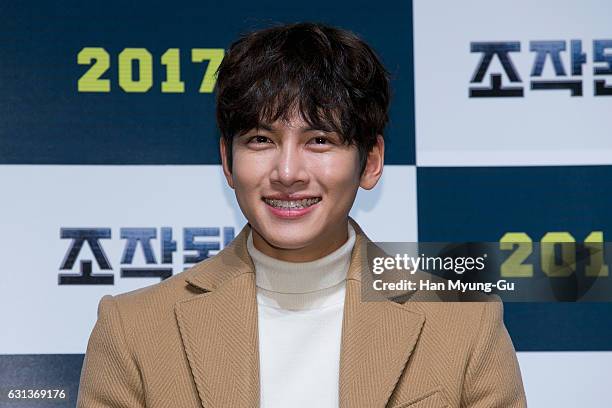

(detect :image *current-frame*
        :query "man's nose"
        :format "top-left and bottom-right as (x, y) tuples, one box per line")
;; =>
(271, 143), (309, 186)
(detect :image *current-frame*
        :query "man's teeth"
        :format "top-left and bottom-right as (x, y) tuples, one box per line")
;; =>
(264, 197), (321, 209)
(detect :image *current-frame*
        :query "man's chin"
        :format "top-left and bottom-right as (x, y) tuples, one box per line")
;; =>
(260, 231), (315, 250)
(254, 222), (315, 244)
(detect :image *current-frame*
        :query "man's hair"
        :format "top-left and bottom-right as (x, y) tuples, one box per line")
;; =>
(215, 22), (390, 175)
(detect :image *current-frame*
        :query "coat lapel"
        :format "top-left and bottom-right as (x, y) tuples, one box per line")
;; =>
(339, 218), (425, 408)
(175, 224), (261, 407)
(174, 217), (425, 408)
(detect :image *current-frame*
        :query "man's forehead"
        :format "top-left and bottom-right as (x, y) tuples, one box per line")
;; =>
(250, 103), (341, 133)
(254, 119), (333, 133)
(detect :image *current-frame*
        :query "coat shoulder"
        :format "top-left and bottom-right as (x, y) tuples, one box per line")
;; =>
(108, 257), (216, 329)
(408, 294), (503, 338)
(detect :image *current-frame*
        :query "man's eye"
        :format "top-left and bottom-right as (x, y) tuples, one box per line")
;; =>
(249, 135), (271, 144)
(311, 137), (329, 145)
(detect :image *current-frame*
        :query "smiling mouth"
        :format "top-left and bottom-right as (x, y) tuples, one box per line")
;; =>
(262, 197), (322, 209)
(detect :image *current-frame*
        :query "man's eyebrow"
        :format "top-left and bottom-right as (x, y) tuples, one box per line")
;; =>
(256, 123), (274, 132)
(254, 123), (333, 133)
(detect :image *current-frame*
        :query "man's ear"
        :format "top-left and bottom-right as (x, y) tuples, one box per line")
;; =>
(359, 134), (384, 190)
(219, 137), (234, 189)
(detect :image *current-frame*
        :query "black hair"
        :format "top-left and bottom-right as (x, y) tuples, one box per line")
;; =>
(215, 22), (390, 175)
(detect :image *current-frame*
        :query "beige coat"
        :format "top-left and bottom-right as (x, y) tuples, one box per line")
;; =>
(77, 217), (527, 407)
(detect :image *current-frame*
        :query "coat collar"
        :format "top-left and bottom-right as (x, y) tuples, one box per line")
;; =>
(175, 216), (425, 408)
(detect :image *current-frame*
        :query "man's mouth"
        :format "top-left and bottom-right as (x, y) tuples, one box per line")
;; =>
(262, 197), (322, 209)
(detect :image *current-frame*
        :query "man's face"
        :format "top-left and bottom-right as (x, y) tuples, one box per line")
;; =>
(220, 112), (382, 262)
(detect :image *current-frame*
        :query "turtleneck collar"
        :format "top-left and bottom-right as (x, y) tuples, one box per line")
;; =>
(246, 222), (356, 310)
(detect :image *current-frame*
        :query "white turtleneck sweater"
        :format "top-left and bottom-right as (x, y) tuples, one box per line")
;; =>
(246, 222), (356, 408)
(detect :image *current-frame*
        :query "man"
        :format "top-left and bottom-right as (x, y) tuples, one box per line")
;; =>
(77, 23), (526, 407)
